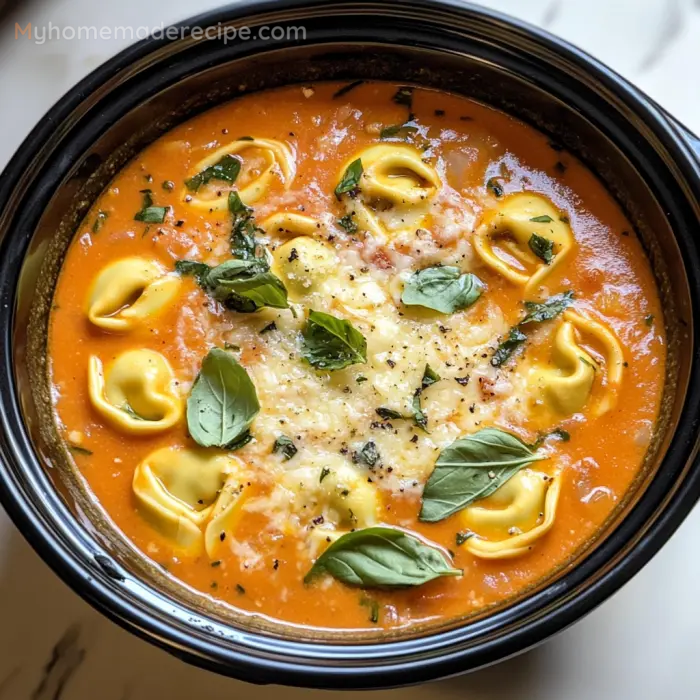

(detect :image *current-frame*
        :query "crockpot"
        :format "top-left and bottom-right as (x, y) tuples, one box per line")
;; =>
(1, 0), (700, 689)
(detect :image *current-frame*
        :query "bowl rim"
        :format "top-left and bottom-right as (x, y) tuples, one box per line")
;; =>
(2, 0), (700, 688)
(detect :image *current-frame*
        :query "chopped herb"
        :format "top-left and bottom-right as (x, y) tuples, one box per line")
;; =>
(333, 80), (365, 99)
(356, 440), (380, 467)
(335, 159), (363, 200)
(68, 444), (93, 456)
(235, 584), (246, 595)
(521, 291), (574, 325)
(260, 321), (277, 334)
(455, 531), (474, 546)
(375, 407), (405, 421)
(379, 123), (419, 140)
(492, 326), (528, 367)
(531, 427), (571, 449)
(356, 375), (368, 384)
(337, 212), (358, 234)
(228, 191), (265, 262)
(529, 233), (555, 264)
(412, 391), (429, 433)
(486, 177), (504, 198)
(272, 435), (298, 461)
(530, 215), (554, 223)
(92, 210), (109, 233)
(121, 403), (146, 421)
(645, 314), (655, 326)
(421, 364), (441, 389)
(134, 189), (168, 223)
(360, 596), (380, 623)
(320, 467), (331, 483)
(492, 291), (574, 367)
(185, 153), (241, 192)
(392, 86), (414, 111)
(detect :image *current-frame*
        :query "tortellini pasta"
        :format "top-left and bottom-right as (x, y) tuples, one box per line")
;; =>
(88, 350), (183, 434)
(184, 138), (295, 211)
(473, 193), (574, 295)
(260, 212), (321, 238)
(86, 257), (182, 331)
(529, 309), (624, 418)
(461, 470), (561, 559)
(132, 446), (248, 556)
(282, 461), (380, 537)
(337, 144), (440, 242)
(271, 236), (338, 300)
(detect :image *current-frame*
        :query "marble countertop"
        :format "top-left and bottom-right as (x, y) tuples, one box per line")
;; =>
(1, 0), (700, 698)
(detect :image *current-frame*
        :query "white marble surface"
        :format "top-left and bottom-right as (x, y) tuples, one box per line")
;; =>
(1, 0), (700, 697)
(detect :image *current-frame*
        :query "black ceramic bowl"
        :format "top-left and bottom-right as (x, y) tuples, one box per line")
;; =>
(1, 0), (700, 689)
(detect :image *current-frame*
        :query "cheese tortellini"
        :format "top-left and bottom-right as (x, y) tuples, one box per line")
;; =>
(184, 138), (295, 211)
(474, 193), (574, 295)
(337, 144), (440, 242)
(132, 446), (248, 556)
(87, 257), (182, 331)
(88, 350), (182, 434)
(529, 309), (624, 418)
(282, 461), (381, 537)
(461, 470), (561, 559)
(272, 236), (338, 300)
(260, 212), (321, 238)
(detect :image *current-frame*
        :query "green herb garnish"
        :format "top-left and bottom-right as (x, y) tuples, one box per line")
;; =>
(302, 310), (367, 370)
(134, 189), (168, 223)
(529, 233), (555, 264)
(335, 159), (363, 200)
(185, 154), (241, 192)
(401, 266), (483, 314)
(272, 435), (298, 461)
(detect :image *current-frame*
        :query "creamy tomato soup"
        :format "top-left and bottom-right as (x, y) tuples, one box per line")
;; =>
(49, 82), (665, 632)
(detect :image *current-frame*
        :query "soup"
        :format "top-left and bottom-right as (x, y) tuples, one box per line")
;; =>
(48, 82), (665, 632)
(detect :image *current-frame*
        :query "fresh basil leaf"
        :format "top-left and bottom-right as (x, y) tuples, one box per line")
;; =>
(304, 526), (461, 588)
(337, 213), (358, 234)
(272, 435), (297, 461)
(175, 259), (211, 285)
(187, 348), (259, 448)
(521, 291), (574, 325)
(206, 259), (288, 313)
(491, 326), (528, 367)
(355, 440), (379, 467)
(134, 189), (168, 223)
(302, 310), (367, 370)
(486, 177), (504, 198)
(380, 123), (419, 140)
(419, 427), (544, 522)
(185, 154), (241, 192)
(529, 233), (555, 264)
(335, 159), (363, 200)
(421, 364), (441, 388)
(401, 266), (483, 314)
(530, 214), (554, 223)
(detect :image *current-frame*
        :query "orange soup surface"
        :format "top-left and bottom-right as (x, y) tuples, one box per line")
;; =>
(49, 82), (666, 633)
